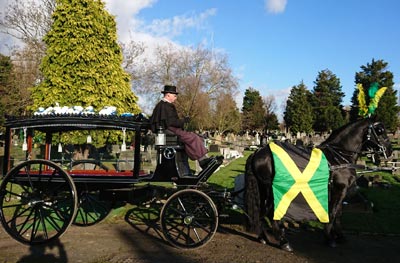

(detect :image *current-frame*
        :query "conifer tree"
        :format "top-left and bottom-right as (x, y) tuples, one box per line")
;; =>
(30, 0), (140, 114)
(284, 82), (314, 134)
(242, 87), (266, 131)
(311, 69), (345, 132)
(0, 54), (12, 129)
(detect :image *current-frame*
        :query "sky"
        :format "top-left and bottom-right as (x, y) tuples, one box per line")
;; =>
(1, 0), (400, 117)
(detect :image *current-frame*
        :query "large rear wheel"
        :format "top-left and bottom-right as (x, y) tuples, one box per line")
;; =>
(0, 160), (77, 245)
(160, 189), (218, 249)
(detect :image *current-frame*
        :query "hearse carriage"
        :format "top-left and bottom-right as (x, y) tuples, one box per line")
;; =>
(0, 114), (224, 249)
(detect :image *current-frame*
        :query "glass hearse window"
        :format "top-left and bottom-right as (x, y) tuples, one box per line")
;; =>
(7, 127), (157, 174)
(8, 128), (32, 167)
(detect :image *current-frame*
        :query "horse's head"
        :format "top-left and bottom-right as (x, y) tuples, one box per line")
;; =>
(320, 118), (392, 165)
(363, 121), (393, 163)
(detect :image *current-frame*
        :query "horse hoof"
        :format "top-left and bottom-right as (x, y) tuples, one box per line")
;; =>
(258, 237), (267, 245)
(281, 243), (293, 252)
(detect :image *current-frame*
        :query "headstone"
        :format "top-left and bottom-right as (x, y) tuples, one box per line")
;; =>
(209, 144), (219, 152)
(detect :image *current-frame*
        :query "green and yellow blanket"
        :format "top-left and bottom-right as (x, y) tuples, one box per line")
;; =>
(270, 141), (330, 223)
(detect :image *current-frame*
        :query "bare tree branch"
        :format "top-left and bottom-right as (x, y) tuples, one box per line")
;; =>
(0, 0), (55, 44)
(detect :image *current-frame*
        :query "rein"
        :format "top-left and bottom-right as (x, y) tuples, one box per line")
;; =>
(205, 136), (256, 149)
(319, 144), (361, 171)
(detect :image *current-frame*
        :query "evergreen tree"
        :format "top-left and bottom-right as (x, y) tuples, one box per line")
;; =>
(30, 0), (140, 114)
(311, 69), (345, 132)
(284, 82), (313, 134)
(242, 87), (266, 131)
(0, 54), (12, 129)
(350, 59), (398, 131)
(265, 112), (279, 131)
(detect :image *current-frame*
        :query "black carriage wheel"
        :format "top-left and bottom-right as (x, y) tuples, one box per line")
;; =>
(73, 188), (113, 226)
(160, 189), (218, 249)
(0, 160), (78, 245)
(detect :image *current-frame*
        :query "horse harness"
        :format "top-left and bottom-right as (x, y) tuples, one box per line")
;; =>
(320, 121), (389, 172)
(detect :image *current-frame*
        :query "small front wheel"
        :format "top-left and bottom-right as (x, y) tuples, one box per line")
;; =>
(160, 189), (218, 249)
(0, 160), (78, 245)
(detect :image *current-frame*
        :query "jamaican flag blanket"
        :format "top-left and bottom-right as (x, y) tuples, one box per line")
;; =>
(270, 141), (330, 223)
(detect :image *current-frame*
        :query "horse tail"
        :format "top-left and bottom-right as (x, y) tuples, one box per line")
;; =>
(244, 152), (262, 234)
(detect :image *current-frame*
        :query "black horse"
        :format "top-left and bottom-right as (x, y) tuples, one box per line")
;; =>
(244, 117), (392, 252)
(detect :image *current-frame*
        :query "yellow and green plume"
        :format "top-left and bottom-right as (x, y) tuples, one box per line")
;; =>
(357, 82), (387, 117)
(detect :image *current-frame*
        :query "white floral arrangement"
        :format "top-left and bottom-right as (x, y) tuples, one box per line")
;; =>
(34, 103), (134, 117)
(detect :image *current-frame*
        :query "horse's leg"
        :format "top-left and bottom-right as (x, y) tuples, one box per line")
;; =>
(325, 169), (356, 247)
(332, 178), (357, 243)
(255, 212), (293, 252)
(332, 206), (346, 243)
(271, 220), (293, 252)
(325, 185), (345, 247)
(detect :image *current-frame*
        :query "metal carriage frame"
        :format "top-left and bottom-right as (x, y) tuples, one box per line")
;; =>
(0, 114), (229, 249)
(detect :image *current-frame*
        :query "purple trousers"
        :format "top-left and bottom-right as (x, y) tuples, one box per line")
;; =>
(168, 127), (207, 160)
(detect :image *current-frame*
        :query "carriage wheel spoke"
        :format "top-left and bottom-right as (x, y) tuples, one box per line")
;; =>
(192, 227), (201, 242)
(2, 188), (25, 202)
(17, 208), (35, 237)
(5, 206), (31, 225)
(177, 197), (187, 213)
(35, 207), (49, 241)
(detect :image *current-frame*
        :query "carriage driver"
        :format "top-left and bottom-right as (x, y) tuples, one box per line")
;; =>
(150, 85), (212, 169)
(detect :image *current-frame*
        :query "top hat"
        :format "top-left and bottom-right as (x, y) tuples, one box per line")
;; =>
(161, 85), (179, 94)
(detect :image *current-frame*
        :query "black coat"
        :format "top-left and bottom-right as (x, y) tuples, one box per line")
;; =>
(150, 100), (184, 132)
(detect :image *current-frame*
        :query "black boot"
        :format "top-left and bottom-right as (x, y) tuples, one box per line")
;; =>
(199, 157), (212, 169)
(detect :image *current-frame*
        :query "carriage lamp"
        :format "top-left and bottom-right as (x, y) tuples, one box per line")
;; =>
(59, 132), (63, 152)
(22, 128), (27, 151)
(155, 126), (166, 146)
(121, 128), (127, 151)
(155, 126), (166, 164)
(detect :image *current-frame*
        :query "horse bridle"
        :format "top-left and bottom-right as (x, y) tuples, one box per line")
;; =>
(321, 121), (390, 171)
(363, 122), (390, 160)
